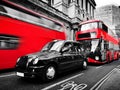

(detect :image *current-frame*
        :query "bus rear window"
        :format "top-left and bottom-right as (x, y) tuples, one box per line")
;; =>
(0, 34), (19, 49)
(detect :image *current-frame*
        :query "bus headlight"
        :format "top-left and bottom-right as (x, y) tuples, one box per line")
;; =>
(33, 57), (39, 65)
(95, 56), (99, 60)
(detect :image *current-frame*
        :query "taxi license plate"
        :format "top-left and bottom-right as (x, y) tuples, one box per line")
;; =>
(16, 72), (24, 77)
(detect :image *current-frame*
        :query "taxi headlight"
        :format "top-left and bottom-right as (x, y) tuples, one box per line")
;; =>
(33, 57), (39, 65)
(95, 56), (99, 60)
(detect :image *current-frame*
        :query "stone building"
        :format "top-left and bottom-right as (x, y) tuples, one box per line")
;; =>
(41, 0), (96, 40)
(95, 4), (120, 37)
(115, 25), (120, 37)
(8, 0), (96, 40)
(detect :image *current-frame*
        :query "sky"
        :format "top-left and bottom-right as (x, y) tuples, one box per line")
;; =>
(95, 0), (120, 7)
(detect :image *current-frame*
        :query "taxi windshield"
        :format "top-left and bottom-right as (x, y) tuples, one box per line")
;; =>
(42, 41), (64, 52)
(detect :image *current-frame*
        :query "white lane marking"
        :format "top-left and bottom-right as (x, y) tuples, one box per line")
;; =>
(58, 81), (87, 90)
(96, 66), (103, 69)
(41, 73), (84, 90)
(117, 65), (120, 68)
(90, 68), (117, 90)
(0, 73), (15, 78)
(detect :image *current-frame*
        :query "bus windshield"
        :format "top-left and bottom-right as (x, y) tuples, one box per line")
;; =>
(80, 22), (98, 31)
(80, 39), (100, 53)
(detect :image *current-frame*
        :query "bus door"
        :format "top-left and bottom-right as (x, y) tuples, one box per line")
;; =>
(101, 40), (107, 61)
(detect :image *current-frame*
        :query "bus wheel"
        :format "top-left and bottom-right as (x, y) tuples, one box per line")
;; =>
(107, 56), (110, 63)
(117, 54), (119, 60)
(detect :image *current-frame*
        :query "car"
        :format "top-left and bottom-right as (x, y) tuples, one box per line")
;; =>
(16, 40), (87, 81)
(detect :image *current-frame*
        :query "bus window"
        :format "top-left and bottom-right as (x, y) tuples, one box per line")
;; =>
(102, 24), (108, 32)
(91, 39), (99, 52)
(98, 22), (108, 32)
(98, 22), (102, 29)
(40, 17), (63, 31)
(0, 34), (19, 49)
(80, 22), (98, 31)
(1, 5), (63, 32)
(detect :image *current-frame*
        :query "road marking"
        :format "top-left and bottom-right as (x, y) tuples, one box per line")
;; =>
(90, 68), (117, 90)
(117, 65), (120, 68)
(0, 73), (15, 78)
(41, 73), (84, 90)
(96, 66), (103, 69)
(58, 81), (87, 90)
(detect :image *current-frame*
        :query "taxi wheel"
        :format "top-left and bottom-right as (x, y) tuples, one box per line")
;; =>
(42, 64), (56, 82)
(82, 60), (87, 70)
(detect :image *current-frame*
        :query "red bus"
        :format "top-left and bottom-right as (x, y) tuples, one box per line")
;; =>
(76, 20), (119, 64)
(0, 0), (66, 70)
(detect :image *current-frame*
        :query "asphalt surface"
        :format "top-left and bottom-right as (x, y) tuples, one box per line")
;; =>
(0, 59), (120, 90)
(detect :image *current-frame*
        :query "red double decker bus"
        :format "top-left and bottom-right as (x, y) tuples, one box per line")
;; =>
(76, 20), (119, 64)
(0, 0), (66, 70)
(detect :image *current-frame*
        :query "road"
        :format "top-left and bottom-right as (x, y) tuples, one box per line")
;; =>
(1, 59), (120, 90)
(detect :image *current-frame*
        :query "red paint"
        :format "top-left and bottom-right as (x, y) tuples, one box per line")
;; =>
(88, 58), (106, 64)
(0, 1), (66, 70)
(0, 16), (66, 70)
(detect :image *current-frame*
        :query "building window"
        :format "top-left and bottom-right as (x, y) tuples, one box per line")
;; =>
(51, 0), (54, 5)
(77, 0), (79, 5)
(68, 0), (73, 4)
(54, 0), (61, 5)
(42, 0), (49, 3)
(81, 0), (83, 8)
(78, 10), (80, 14)
(42, 0), (53, 5)
(86, 0), (88, 12)
(83, 14), (84, 18)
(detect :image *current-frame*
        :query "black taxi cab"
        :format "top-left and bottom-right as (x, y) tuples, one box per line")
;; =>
(16, 40), (87, 81)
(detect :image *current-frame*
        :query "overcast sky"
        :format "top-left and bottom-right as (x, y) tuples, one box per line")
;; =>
(95, 0), (120, 7)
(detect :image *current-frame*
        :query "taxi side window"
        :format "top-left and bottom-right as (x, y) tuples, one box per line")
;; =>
(62, 42), (72, 53)
(73, 43), (82, 54)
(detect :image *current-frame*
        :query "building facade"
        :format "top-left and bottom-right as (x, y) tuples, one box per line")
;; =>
(9, 0), (96, 40)
(95, 5), (120, 37)
(50, 0), (96, 40)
